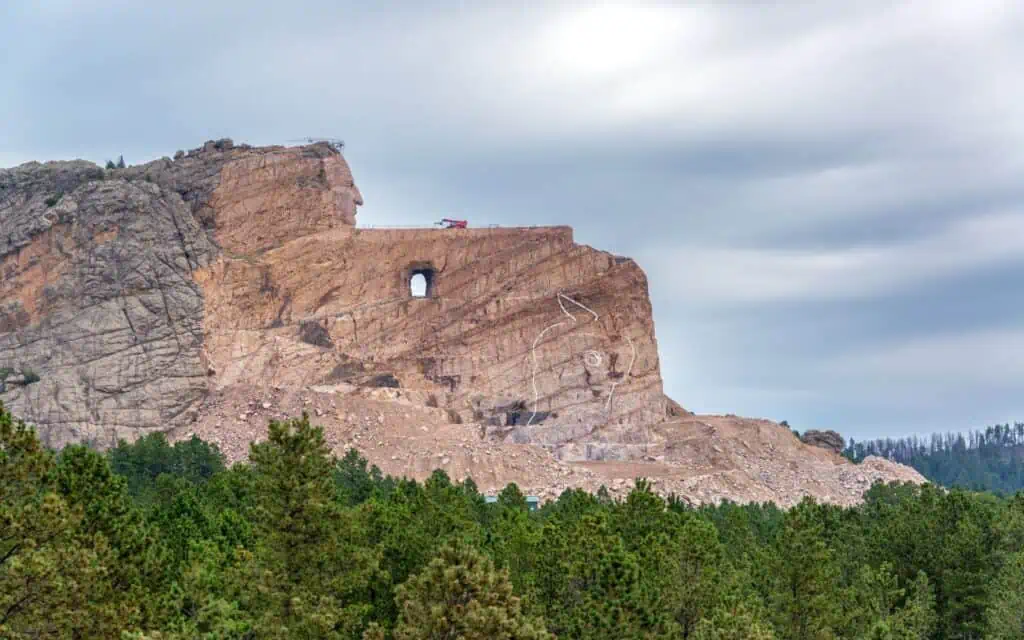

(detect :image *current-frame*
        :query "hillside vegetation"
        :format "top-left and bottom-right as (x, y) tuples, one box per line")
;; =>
(4, 402), (1024, 639)
(845, 422), (1024, 494)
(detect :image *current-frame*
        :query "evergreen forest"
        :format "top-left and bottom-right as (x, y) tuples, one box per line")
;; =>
(845, 421), (1024, 494)
(4, 402), (1024, 640)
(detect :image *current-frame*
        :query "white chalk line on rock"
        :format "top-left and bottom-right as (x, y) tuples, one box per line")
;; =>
(528, 292), (634, 426)
(528, 320), (567, 427)
(557, 291), (599, 323)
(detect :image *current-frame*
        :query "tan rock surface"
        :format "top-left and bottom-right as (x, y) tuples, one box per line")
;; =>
(195, 224), (668, 461)
(1, 139), (928, 506)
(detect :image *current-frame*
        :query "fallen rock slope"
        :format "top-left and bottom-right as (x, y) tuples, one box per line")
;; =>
(174, 384), (925, 508)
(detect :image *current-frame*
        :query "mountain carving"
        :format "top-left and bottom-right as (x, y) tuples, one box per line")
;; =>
(0, 140), (926, 505)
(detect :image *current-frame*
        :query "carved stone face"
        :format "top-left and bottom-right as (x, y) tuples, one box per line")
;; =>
(323, 156), (363, 225)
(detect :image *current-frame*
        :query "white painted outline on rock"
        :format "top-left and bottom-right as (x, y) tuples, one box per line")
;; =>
(528, 292), (635, 425)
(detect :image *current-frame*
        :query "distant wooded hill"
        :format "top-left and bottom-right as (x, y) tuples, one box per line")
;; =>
(845, 422), (1024, 494)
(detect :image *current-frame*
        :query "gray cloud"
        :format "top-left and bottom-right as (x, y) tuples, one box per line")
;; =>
(4, 0), (1023, 439)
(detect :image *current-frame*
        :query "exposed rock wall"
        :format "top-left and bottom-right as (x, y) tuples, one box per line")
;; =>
(1, 140), (659, 456)
(1, 139), (928, 506)
(194, 225), (668, 460)
(0, 140), (360, 447)
(0, 174), (214, 447)
(119, 139), (362, 247)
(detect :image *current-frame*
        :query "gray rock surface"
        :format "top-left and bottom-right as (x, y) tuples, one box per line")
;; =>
(1, 160), (106, 254)
(0, 167), (215, 447)
(800, 429), (846, 455)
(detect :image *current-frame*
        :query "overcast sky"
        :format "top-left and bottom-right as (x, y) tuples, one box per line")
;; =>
(4, 1), (1024, 441)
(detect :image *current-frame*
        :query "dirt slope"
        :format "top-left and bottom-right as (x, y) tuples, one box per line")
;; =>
(173, 384), (926, 508)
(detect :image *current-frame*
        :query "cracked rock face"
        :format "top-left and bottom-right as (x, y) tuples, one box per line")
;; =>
(0, 175), (215, 447)
(1, 140), (364, 448)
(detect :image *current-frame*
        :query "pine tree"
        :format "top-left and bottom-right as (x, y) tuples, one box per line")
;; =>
(0, 403), (113, 638)
(125, 539), (255, 640)
(229, 414), (381, 639)
(839, 564), (935, 640)
(693, 601), (777, 640)
(53, 444), (172, 630)
(662, 516), (732, 636)
(485, 491), (542, 598)
(767, 498), (843, 640)
(888, 572), (937, 640)
(534, 512), (679, 639)
(385, 542), (551, 640)
(984, 551), (1024, 639)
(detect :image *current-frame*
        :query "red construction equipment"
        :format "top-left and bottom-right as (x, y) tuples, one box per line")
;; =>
(436, 218), (468, 229)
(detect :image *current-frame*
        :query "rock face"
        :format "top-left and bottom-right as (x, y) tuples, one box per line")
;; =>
(0, 140), (360, 447)
(1, 163), (215, 447)
(119, 139), (361, 250)
(0, 139), (927, 505)
(801, 429), (846, 455)
(195, 225), (667, 461)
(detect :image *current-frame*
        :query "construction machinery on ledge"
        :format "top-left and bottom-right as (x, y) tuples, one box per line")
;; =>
(436, 218), (468, 229)
(287, 137), (345, 152)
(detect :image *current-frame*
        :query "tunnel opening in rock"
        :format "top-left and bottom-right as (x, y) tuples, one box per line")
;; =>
(407, 263), (436, 298)
(410, 273), (428, 298)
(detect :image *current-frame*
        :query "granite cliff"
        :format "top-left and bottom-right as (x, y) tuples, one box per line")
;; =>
(0, 140), (926, 506)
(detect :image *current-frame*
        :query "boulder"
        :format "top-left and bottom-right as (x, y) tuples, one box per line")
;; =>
(801, 429), (846, 455)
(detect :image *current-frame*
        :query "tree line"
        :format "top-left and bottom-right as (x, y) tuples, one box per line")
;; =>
(844, 421), (1024, 494)
(3, 401), (1024, 639)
